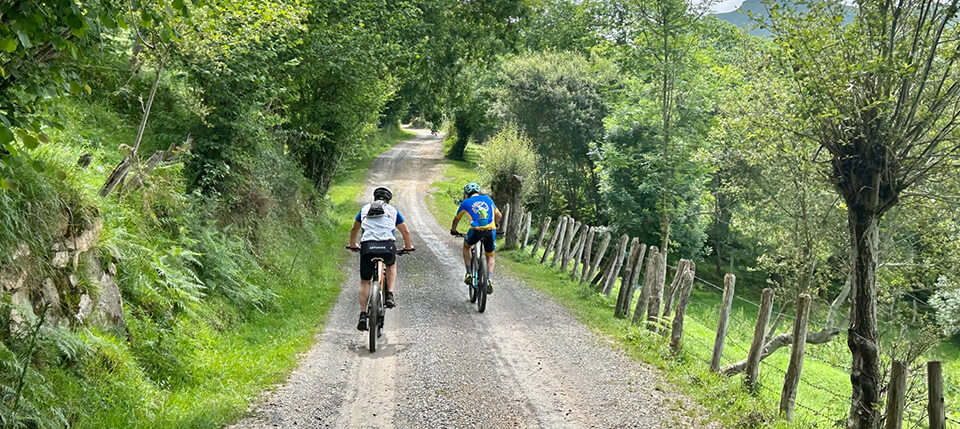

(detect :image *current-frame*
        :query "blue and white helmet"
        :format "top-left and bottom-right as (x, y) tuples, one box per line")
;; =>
(463, 182), (481, 195)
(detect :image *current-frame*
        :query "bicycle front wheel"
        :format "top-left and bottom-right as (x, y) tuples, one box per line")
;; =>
(468, 247), (479, 303)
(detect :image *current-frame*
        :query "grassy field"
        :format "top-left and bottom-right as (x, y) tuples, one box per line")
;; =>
(424, 157), (960, 428)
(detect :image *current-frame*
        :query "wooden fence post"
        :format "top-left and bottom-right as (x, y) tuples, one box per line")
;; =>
(540, 216), (565, 264)
(506, 206), (523, 249)
(662, 260), (694, 336)
(587, 231), (611, 283)
(550, 217), (570, 268)
(885, 361), (908, 429)
(662, 259), (691, 321)
(745, 288), (775, 390)
(521, 212), (532, 249)
(929, 361), (945, 429)
(531, 216), (551, 258)
(779, 293), (811, 421)
(615, 238), (641, 318)
(646, 252), (668, 331)
(602, 234), (629, 296)
(560, 221), (581, 271)
(501, 203), (511, 245)
(632, 246), (659, 324)
(569, 227), (588, 279)
(621, 238), (641, 288)
(579, 227), (596, 283)
(669, 268), (696, 351)
(622, 244), (647, 318)
(710, 274), (736, 373)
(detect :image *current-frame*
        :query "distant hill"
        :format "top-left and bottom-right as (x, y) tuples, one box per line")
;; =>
(713, 0), (851, 37)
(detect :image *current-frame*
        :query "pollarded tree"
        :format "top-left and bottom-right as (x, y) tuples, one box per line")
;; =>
(765, 0), (960, 426)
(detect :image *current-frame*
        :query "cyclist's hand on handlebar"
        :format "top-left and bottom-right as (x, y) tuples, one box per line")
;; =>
(345, 245), (360, 253)
(397, 247), (415, 255)
(450, 229), (464, 237)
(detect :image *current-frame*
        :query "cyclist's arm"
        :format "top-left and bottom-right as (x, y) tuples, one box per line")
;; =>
(397, 222), (414, 250)
(349, 220), (361, 248)
(451, 210), (466, 233)
(494, 207), (503, 225)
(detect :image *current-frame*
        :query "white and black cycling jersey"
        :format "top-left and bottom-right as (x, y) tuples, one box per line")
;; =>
(354, 201), (406, 242)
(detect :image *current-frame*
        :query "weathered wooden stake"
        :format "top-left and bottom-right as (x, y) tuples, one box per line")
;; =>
(621, 238), (641, 287)
(521, 212), (533, 249)
(579, 227), (596, 283)
(632, 246), (659, 324)
(622, 244), (647, 318)
(602, 234), (629, 296)
(531, 216), (551, 258)
(928, 361), (945, 429)
(662, 259), (690, 321)
(745, 288), (775, 390)
(569, 228), (588, 279)
(550, 217), (569, 267)
(560, 221), (581, 271)
(614, 238), (641, 318)
(587, 231), (611, 283)
(646, 252), (668, 331)
(501, 203), (511, 246)
(540, 216), (564, 264)
(779, 293), (811, 421)
(884, 361), (908, 429)
(710, 274), (736, 373)
(669, 268), (696, 351)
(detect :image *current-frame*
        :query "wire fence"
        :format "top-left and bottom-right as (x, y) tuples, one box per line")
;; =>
(513, 216), (955, 428)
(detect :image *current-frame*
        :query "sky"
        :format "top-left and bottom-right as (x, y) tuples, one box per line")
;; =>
(709, 0), (747, 13)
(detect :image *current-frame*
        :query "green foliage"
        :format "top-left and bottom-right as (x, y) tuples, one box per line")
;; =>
(486, 51), (616, 221)
(931, 276), (960, 336)
(598, 104), (713, 258)
(477, 126), (538, 205)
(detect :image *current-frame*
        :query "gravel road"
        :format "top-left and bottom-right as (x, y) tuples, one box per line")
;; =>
(230, 129), (714, 429)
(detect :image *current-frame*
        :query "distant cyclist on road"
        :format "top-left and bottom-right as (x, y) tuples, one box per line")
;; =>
(450, 182), (501, 294)
(348, 186), (414, 331)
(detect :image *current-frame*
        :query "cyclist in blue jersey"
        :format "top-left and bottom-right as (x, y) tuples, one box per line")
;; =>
(450, 182), (501, 294)
(348, 186), (414, 331)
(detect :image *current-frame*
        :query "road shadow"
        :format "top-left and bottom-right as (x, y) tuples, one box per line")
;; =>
(347, 338), (412, 358)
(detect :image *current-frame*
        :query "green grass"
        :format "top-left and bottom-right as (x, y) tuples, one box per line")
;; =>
(423, 160), (960, 428)
(1, 99), (411, 428)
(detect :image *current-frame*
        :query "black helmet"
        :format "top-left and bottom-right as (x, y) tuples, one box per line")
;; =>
(373, 186), (393, 202)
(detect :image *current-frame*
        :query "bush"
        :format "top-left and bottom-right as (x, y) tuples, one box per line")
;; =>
(478, 126), (538, 207)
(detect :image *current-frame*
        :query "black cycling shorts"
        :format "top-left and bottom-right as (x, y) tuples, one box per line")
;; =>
(359, 240), (396, 281)
(465, 229), (496, 255)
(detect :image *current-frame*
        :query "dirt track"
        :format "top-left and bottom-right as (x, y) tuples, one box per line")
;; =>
(230, 129), (713, 428)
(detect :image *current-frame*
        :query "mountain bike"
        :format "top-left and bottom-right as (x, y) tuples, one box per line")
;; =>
(346, 246), (413, 352)
(451, 231), (489, 313)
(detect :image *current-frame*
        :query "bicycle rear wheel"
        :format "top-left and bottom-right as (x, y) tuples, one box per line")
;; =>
(369, 277), (381, 353)
(477, 247), (487, 313)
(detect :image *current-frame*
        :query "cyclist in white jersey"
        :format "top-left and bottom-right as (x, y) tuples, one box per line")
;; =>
(348, 186), (414, 331)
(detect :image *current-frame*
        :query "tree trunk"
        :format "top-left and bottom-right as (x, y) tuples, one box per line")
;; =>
(847, 209), (882, 429)
(448, 115), (472, 161)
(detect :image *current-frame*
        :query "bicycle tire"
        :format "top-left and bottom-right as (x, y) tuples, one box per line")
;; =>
(477, 247), (487, 313)
(369, 272), (381, 353)
(468, 247), (479, 303)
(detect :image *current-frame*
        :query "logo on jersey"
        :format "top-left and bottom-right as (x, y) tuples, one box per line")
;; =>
(472, 201), (491, 220)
